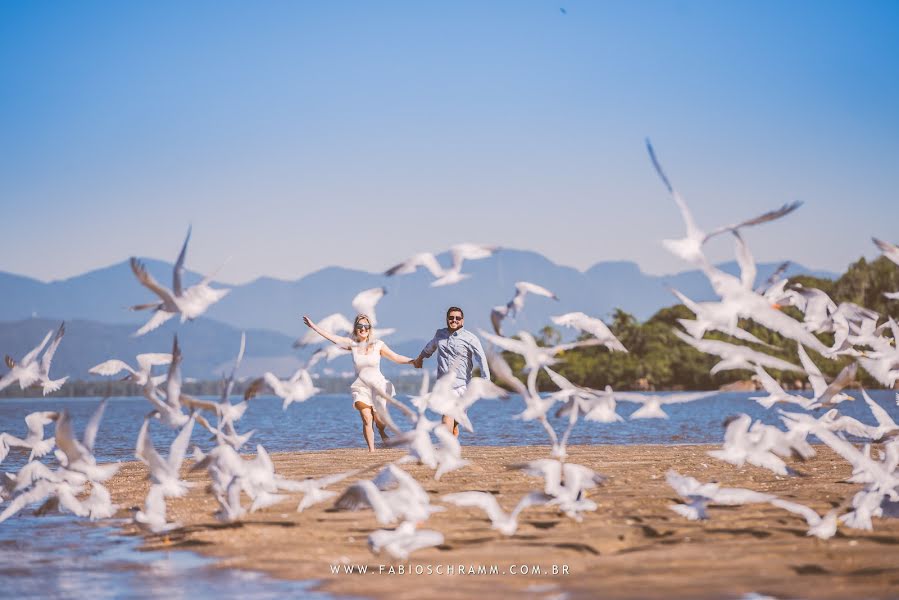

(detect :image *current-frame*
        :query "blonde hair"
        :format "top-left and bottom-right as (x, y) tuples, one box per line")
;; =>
(352, 314), (376, 344)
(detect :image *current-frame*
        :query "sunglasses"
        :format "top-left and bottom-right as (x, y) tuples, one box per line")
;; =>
(447, 315), (463, 322)
(355, 324), (371, 331)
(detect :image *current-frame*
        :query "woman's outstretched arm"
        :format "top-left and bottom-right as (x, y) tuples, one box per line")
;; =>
(380, 343), (415, 364)
(303, 315), (353, 349)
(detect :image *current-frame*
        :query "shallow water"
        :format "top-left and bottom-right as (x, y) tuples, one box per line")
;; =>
(0, 514), (338, 600)
(0, 389), (897, 598)
(3, 390), (897, 461)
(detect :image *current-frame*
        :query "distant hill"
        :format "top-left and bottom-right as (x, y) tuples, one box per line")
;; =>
(0, 250), (838, 345)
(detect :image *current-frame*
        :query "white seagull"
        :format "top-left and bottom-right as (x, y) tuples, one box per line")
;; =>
(666, 470), (774, 521)
(89, 352), (172, 389)
(614, 390), (716, 420)
(134, 483), (181, 533)
(54, 401), (119, 482)
(795, 343), (856, 408)
(646, 139), (802, 267)
(135, 414), (196, 498)
(480, 329), (600, 392)
(129, 226), (230, 336)
(673, 329), (803, 375)
(0, 322), (68, 395)
(491, 281), (559, 335)
(442, 491), (551, 536)
(386, 243), (499, 287)
(334, 464), (443, 525)
(550, 312), (628, 352)
(368, 521), (444, 560)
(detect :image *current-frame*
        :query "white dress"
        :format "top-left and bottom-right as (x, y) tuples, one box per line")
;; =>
(349, 340), (395, 408)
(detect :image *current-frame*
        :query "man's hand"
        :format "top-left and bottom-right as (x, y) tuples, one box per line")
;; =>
(412, 356), (423, 369)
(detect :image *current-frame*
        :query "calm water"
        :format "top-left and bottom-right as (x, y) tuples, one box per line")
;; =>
(1, 389), (897, 599)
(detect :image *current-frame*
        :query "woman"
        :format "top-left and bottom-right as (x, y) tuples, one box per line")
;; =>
(302, 313), (414, 452)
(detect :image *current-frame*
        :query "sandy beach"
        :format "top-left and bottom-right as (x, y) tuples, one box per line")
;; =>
(107, 444), (899, 600)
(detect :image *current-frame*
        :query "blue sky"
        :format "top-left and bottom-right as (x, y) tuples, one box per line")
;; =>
(1, 1), (897, 284)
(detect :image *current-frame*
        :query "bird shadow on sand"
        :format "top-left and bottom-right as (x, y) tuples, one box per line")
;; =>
(705, 527), (773, 539)
(639, 525), (675, 538)
(524, 520), (560, 530)
(520, 541), (601, 555)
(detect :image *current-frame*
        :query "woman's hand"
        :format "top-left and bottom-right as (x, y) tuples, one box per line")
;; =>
(303, 315), (313, 328)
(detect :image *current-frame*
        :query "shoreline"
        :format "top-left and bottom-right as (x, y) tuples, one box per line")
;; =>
(106, 444), (899, 600)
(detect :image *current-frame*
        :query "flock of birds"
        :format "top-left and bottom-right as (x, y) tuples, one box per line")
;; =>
(1, 140), (899, 562)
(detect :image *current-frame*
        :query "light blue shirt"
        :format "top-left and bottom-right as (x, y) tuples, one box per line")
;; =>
(419, 327), (491, 389)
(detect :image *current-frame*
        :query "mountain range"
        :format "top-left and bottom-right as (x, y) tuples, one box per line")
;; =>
(0, 249), (838, 379)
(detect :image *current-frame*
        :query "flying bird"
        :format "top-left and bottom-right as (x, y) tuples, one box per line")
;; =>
(129, 226), (230, 336)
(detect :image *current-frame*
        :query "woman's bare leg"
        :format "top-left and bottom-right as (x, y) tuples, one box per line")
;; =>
(355, 402), (375, 452)
(373, 411), (389, 442)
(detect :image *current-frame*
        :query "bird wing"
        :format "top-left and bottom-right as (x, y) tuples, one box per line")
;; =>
(172, 226), (192, 297)
(753, 364), (787, 396)
(731, 231), (757, 291)
(136, 419), (170, 477)
(515, 281), (558, 300)
(646, 140), (703, 240)
(23, 329), (55, 366)
(666, 470), (704, 498)
(460, 378), (509, 407)
(769, 497), (821, 526)
(385, 252), (444, 278)
(39, 322), (66, 376)
(351, 287), (386, 324)
(873, 237), (899, 266)
(130, 258), (176, 305)
(511, 459), (562, 494)
(756, 261), (791, 294)
(861, 388), (897, 429)
(221, 332), (246, 401)
(165, 336), (183, 410)
(417, 370), (430, 398)
(490, 306), (508, 335)
(478, 330), (527, 355)
(705, 201), (803, 242)
(334, 480), (393, 524)
(89, 360), (136, 377)
(166, 415), (195, 472)
(82, 398), (108, 453)
(243, 376), (268, 401)
(550, 338), (603, 355)
(659, 391), (718, 405)
(54, 411), (86, 465)
(549, 312), (585, 329)
(135, 353), (173, 373)
(449, 243), (499, 271)
(320, 313), (355, 335)
(24, 411), (56, 442)
(261, 372), (286, 397)
(817, 362), (857, 406)
(486, 351), (529, 398)
(289, 366), (310, 384)
(796, 344), (827, 397)
(543, 366), (576, 391)
(668, 288), (702, 315)
(134, 311), (176, 337)
(442, 491), (505, 523)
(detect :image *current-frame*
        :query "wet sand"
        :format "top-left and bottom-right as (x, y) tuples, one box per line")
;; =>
(107, 445), (899, 599)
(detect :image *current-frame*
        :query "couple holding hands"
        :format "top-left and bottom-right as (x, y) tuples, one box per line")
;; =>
(303, 306), (490, 452)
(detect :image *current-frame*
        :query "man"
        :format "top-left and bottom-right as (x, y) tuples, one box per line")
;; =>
(412, 306), (491, 437)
